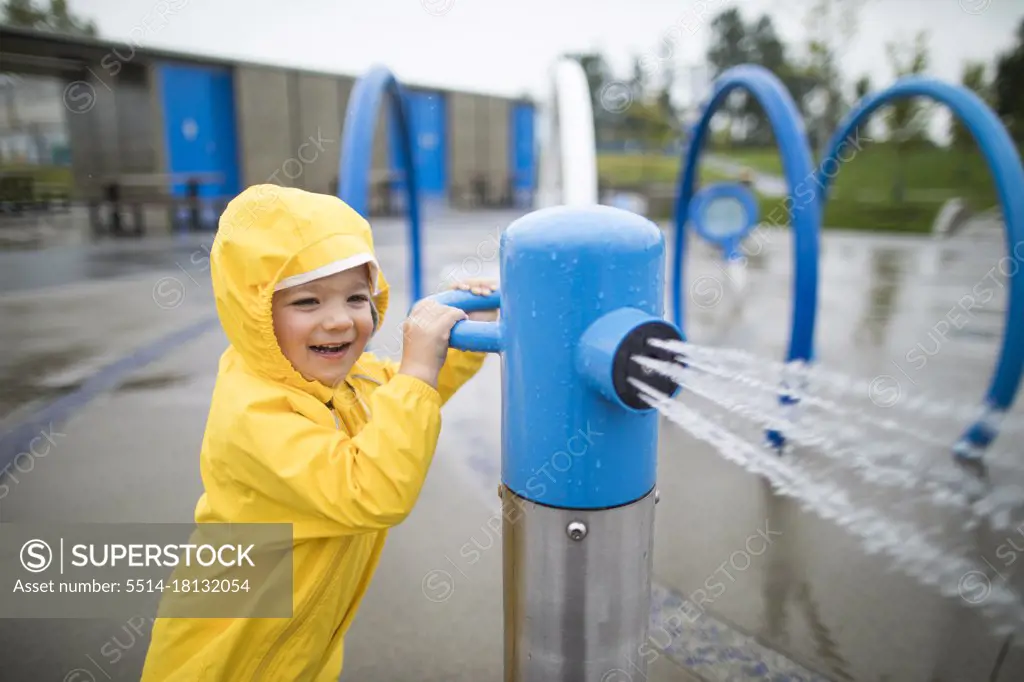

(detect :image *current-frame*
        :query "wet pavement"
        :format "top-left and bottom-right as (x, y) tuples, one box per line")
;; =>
(1, 208), (1023, 681)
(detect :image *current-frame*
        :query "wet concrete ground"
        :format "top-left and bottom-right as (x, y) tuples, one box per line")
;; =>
(1, 208), (1023, 681)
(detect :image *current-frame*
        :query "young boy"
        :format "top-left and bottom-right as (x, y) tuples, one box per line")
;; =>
(141, 184), (496, 681)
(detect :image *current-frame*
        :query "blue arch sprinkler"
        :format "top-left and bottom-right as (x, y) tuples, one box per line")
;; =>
(672, 64), (822, 450)
(820, 76), (1024, 476)
(338, 65), (424, 306)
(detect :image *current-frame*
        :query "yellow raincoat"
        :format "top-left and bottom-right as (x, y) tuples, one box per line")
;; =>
(140, 185), (487, 681)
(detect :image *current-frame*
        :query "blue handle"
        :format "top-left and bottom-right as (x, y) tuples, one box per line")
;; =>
(428, 289), (503, 354)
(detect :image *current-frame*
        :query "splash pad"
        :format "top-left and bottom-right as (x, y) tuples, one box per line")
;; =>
(337, 61), (1024, 679)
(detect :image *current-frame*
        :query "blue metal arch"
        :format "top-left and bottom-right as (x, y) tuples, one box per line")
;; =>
(338, 65), (424, 304)
(819, 77), (1024, 463)
(672, 65), (820, 367)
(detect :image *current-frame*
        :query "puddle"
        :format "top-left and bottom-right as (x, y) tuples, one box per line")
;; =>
(115, 373), (190, 392)
(0, 348), (93, 424)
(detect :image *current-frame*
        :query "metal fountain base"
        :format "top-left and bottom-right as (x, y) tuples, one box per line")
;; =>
(501, 485), (657, 682)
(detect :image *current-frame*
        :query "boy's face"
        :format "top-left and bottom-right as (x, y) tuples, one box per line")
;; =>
(271, 265), (375, 389)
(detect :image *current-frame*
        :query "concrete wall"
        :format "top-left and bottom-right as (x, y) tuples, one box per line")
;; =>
(62, 62), (159, 198)
(147, 64), (167, 187)
(448, 92), (477, 205)
(116, 65), (158, 175)
(234, 65), (293, 188)
(444, 92), (512, 207)
(63, 74), (103, 193)
(232, 68), (392, 206)
(293, 72), (343, 195)
(484, 95), (510, 205)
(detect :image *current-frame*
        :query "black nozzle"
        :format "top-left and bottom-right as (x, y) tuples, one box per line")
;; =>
(612, 320), (683, 410)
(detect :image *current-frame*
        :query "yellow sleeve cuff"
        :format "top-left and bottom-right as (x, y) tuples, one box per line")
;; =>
(385, 372), (443, 407)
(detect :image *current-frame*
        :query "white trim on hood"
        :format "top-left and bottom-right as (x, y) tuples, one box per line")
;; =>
(274, 253), (380, 293)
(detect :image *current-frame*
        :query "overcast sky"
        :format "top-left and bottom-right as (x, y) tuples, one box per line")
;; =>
(69, 0), (1023, 134)
(68, 0), (1021, 94)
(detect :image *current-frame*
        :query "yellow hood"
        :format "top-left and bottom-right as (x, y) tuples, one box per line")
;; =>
(210, 184), (390, 402)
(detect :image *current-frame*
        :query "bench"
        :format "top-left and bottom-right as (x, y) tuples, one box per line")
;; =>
(85, 173), (226, 237)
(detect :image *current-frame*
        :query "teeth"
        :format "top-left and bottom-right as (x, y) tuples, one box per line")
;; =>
(313, 343), (349, 352)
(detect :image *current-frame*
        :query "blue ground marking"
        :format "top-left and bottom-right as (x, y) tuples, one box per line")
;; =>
(0, 315), (221, 472)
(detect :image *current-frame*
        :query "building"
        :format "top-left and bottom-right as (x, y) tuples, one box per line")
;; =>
(0, 24), (537, 226)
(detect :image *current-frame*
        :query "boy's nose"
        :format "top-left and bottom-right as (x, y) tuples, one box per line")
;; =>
(322, 308), (354, 331)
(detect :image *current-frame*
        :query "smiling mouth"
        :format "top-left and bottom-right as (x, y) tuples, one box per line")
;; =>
(310, 342), (352, 357)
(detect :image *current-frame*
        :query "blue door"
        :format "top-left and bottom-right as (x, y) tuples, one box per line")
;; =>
(158, 63), (240, 226)
(389, 90), (447, 205)
(511, 103), (535, 208)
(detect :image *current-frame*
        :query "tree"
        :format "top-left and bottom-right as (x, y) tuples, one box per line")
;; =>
(628, 54), (649, 104)
(883, 29), (932, 202)
(801, 0), (867, 153)
(705, 8), (796, 145)
(707, 8), (750, 78)
(656, 59), (677, 126)
(563, 52), (612, 117)
(744, 15), (789, 144)
(883, 30), (932, 145)
(705, 7), (750, 143)
(854, 75), (871, 101)
(993, 18), (1024, 143)
(950, 61), (992, 148)
(1, 0), (97, 36)
(622, 100), (674, 148)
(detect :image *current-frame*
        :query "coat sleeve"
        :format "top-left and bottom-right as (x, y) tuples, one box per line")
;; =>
(364, 349), (487, 405)
(225, 373), (444, 535)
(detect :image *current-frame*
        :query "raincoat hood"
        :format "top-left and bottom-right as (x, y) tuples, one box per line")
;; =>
(210, 184), (390, 403)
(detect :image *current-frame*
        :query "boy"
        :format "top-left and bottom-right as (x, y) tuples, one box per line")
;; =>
(141, 184), (495, 680)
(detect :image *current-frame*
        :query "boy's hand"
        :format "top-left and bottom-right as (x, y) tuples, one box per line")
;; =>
(452, 278), (499, 322)
(398, 299), (468, 389)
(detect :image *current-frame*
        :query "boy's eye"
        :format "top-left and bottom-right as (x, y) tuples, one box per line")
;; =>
(349, 294), (369, 304)
(292, 297), (318, 307)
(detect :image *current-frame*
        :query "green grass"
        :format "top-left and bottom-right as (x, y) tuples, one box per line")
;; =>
(597, 154), (681, 185)
(709, 147), (782, 175)
(598, 143), (1010, 232)
(596, 154), (735, 187)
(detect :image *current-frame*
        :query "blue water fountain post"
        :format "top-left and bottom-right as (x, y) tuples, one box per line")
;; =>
(430, 204), (683, 681)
